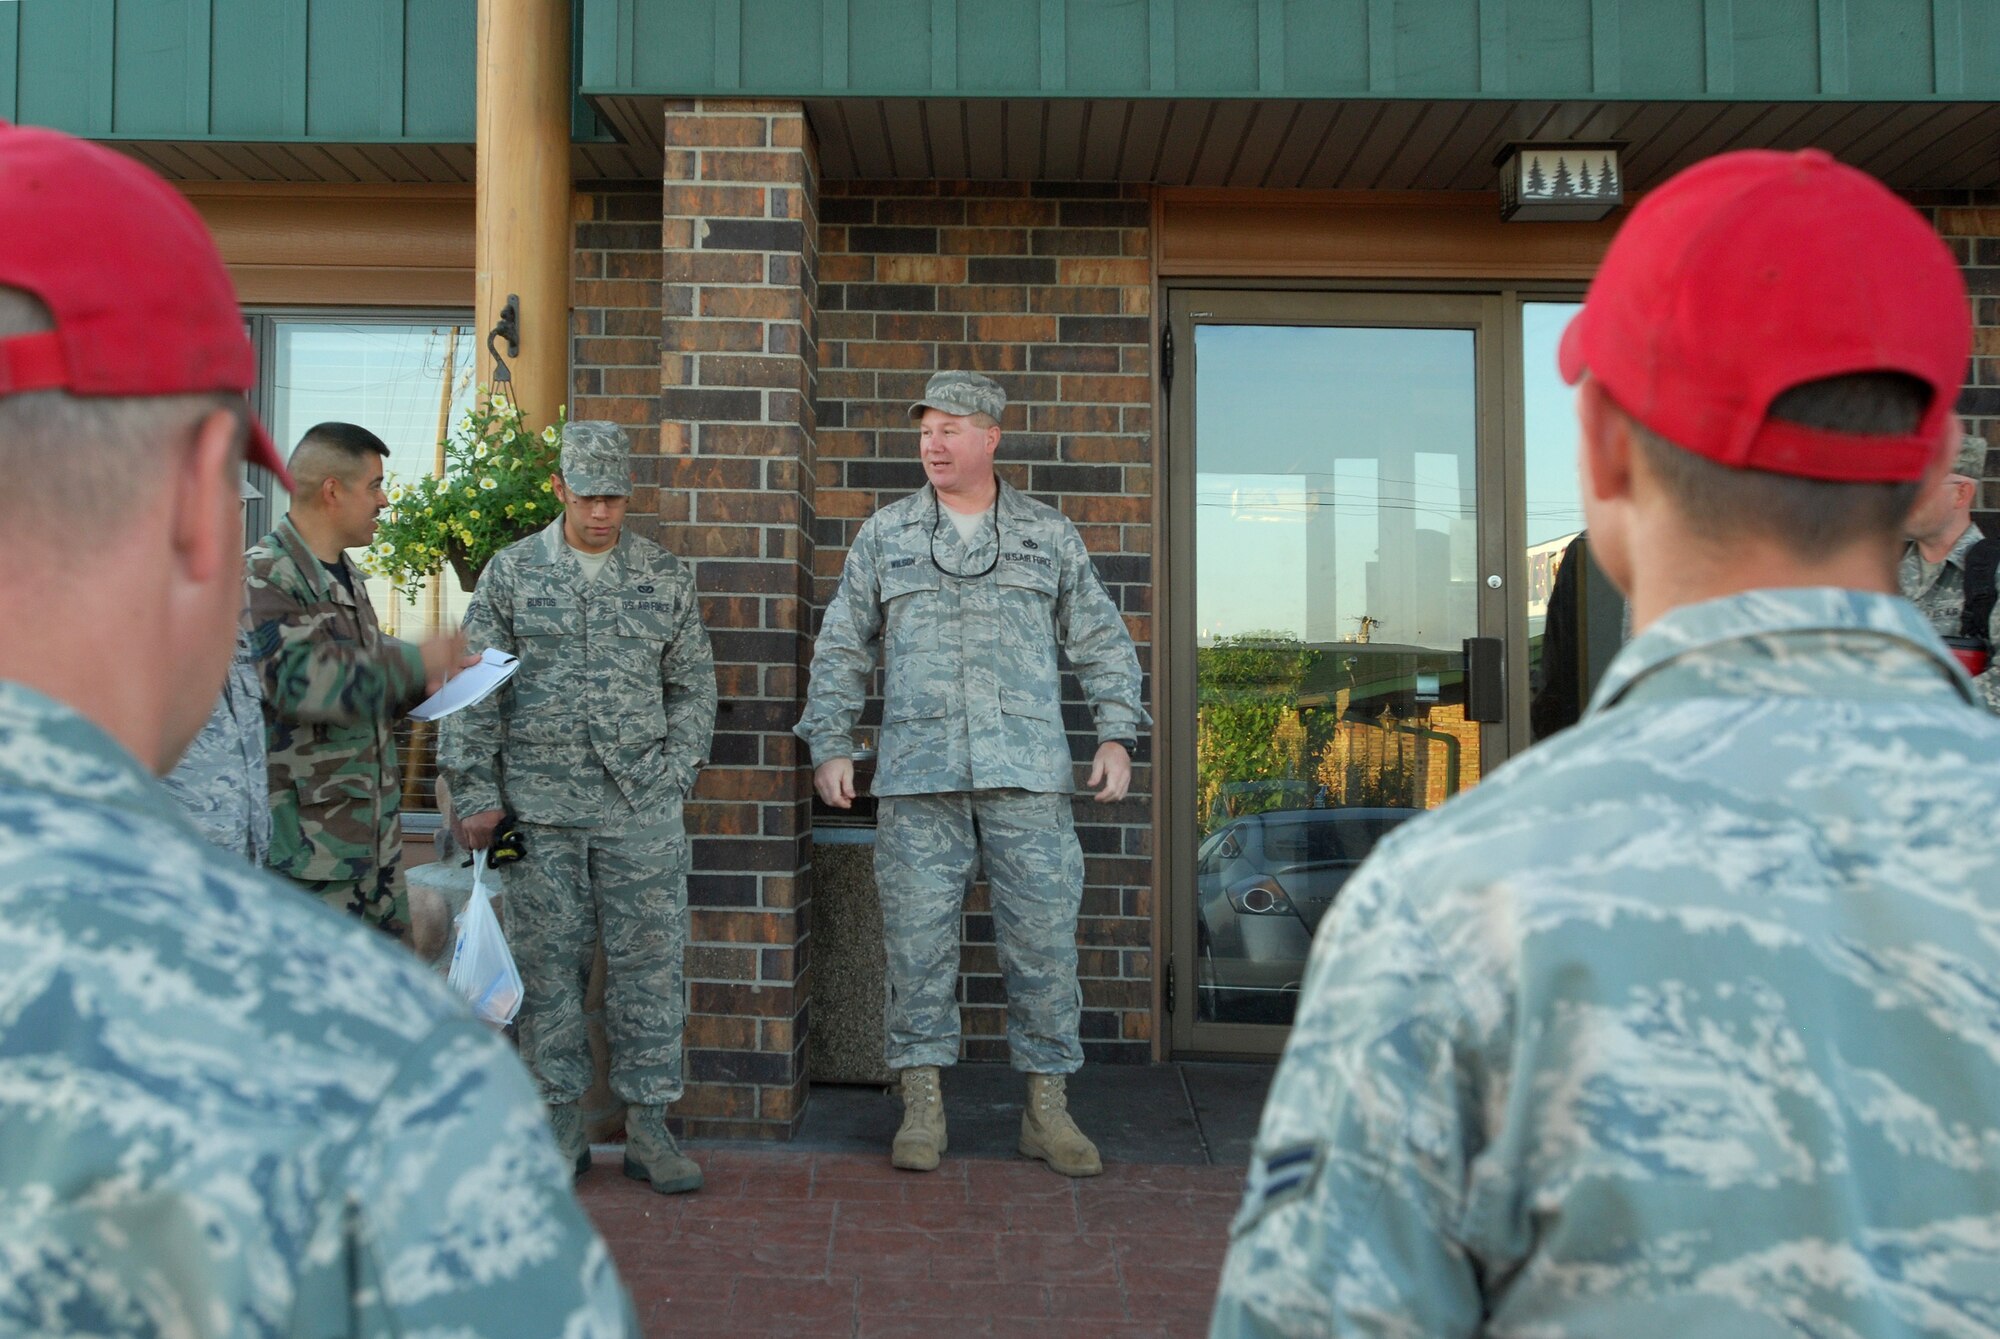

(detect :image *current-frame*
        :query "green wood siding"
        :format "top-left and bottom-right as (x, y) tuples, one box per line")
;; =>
(580, 0), (2000, 99)
(2, 0), (475, 142)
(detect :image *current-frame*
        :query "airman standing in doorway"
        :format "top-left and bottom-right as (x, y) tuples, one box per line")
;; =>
(797, 370), (1151, 1177)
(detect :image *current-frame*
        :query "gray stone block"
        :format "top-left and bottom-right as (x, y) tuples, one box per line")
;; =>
(808, 830), (891, 1085)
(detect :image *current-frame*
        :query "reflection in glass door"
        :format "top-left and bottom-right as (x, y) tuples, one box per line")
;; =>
(1520, 301), (1627, 742)
(1168, 294), (1504, 1047)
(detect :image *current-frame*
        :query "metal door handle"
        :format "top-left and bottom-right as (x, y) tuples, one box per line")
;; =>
(1463, 636), (1504, 723)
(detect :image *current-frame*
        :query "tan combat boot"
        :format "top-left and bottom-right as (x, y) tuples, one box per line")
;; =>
(1020, 1073), (1102, 1177)
(890, 1065), (947, 1172)
(622, 1105), (703, 1195)
(547, 1101), (590, 1179)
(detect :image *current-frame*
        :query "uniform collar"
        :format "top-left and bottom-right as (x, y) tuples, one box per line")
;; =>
(529, 516), (635, 576)
(1588, 587), (1976, 717)
(1946, 520), (1986, 570)
(0, 680), (196, 833)
(273, 515), (365, 610)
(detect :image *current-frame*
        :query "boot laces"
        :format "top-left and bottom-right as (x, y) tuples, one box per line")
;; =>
(904, 1071), (940, 1108)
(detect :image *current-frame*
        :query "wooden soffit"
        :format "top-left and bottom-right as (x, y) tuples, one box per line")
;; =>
(1158, 188), (1623, 281)
(176, 182), (476, 307)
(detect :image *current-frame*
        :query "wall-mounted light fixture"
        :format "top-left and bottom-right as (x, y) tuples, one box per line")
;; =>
(1498, 144), (1623, 221)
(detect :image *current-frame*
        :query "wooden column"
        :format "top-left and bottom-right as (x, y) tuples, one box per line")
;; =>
(476, 0), (571, 425)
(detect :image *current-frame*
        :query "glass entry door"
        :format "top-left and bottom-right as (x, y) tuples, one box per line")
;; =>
(1165, 291), (1512, 1055)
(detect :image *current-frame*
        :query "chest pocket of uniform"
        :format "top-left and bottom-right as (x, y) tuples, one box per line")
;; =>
(516, 602), (580, 640)
(993, 557), (1062, 719)
(880, 561), (942, 657)
(615, 600), (678, 645)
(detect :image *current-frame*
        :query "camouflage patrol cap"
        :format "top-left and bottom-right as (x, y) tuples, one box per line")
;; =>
(558, 421), (633, 497)
(909, 369), (1006, 423)
(1953, 435), (1988, 479)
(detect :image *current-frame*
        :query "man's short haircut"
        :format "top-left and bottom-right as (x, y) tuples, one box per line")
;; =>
(288, 422), (390, 498)
(1630, 372), (1931, 560)
(0, 287), (240, 542)
(969, 412), (999, 431)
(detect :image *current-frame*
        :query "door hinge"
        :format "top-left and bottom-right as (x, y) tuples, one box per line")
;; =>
(1161, 321), (1174, 391)
(1164, 957), (1176, 1015)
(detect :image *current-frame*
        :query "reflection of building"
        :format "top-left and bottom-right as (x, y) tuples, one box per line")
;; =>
(1528, 531), (1583, 628)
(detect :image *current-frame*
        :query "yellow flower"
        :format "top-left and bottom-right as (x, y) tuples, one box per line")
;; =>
(480, 477), (497, 491)
(388, 483), (406, 503)
(473, 443), (489, 460)
(542, 426), (559, 445)
(375, 541), (396, 557)
(505, 504), (516, 517)
(541, 481), (553, 493)
(469, 509), (481, 520)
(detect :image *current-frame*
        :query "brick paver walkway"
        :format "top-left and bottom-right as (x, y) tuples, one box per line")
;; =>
(579, 1148), (1242, 1337)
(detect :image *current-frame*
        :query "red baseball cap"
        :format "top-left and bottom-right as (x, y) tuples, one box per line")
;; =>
(1560, 148), (1969, 483)
(0, 123), (290, 488)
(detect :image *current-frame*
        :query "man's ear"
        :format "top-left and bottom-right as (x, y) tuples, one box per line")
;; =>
(1577, 377), (1635, 505)
(170, 407), (245, 585)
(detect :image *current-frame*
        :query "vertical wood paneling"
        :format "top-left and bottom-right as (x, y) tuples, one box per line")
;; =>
(1590, 0), (1619, 92)
(1933, 0), (1963, 94)
(1257, 0), (1282, 92)
(822, 0), (848, 87)
(930, 0), (954, 89)
(1041, 0), (1066, 90)
(1479, 0), (1508, 91)
(1148, 0), (1174, 91)
(1703, 0), (1734, 92)
(1367, 0), (1394, 91)
(1818, 0), (1849, 94)
(714, 0), (740, 88)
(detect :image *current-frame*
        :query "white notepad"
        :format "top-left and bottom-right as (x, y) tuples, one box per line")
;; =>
(408, 647), (519, 721)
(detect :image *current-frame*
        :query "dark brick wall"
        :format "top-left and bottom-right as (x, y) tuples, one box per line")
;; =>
(816, 181), (1158, 1065)
(1921, 192), (2000, 516)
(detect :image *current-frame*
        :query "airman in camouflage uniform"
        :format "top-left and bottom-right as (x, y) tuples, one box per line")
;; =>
(0, 683), (636, 1338)
(442, 422), (717, 1194)
(797, 370), (1150, 1177)
(0, 122), (633, 1338)
(1898, 434), (2000, 710)
(163, 479), (272, 863)
(1213, 151), (2000, 1337)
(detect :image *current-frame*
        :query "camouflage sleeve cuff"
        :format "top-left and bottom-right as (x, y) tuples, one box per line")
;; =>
(389, 638), (428, 708)
(807, 736), (855, 768)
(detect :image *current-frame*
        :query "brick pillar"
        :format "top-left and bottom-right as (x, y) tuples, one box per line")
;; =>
(657, 99), (818, 1139)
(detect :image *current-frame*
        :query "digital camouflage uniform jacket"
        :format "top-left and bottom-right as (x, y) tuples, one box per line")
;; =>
(245, 516), (426, 883)
(0, 679), (634, 1337)
(796, 481), (1149, 795)
(1898, 520), (2000, 710)
(1212, 589), (2000, 1338)
(161, 623), (271, 863)
(441, 518), (716, 827)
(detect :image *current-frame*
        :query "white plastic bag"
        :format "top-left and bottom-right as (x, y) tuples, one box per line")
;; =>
(446, 851), (523, 1027)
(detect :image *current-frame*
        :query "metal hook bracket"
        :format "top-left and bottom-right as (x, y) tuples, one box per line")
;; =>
(486, 294), (520, 387)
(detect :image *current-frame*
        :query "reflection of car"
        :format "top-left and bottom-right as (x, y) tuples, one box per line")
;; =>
(1196, 807), (1417, 1024)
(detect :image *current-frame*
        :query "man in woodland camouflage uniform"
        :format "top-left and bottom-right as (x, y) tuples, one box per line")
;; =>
(797, 370), (1150, 1178)
(246, 422), (468, 936)
(162, 475), (273, 863)
(0, 123), (631, 1338)
(1213, 150), (2000, 1337)
(443, 422), (717, 1194)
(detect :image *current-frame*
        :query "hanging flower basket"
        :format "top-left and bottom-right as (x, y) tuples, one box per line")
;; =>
(361, 390), (566, 598)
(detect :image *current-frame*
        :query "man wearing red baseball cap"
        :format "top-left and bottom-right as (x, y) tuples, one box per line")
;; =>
(0, 125), (633, 1334)
(1214, 149), (2000, 1337)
